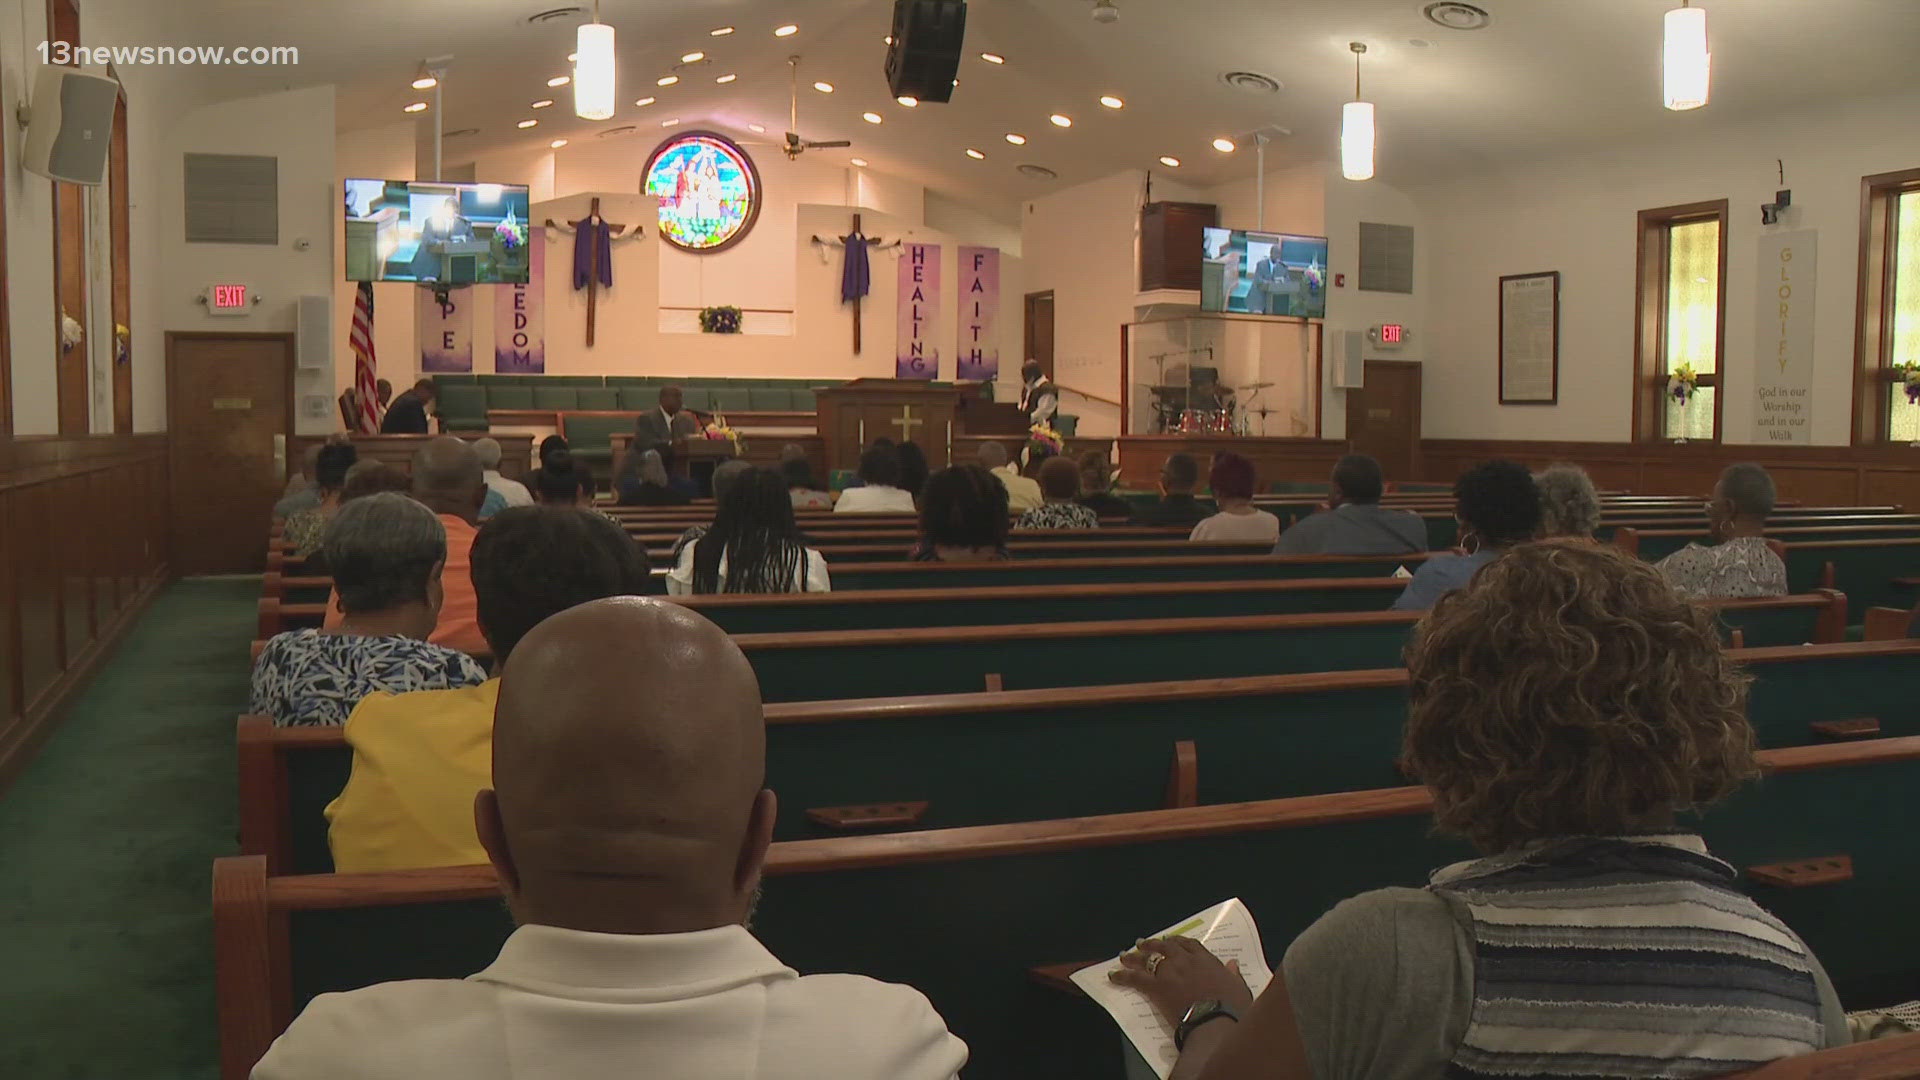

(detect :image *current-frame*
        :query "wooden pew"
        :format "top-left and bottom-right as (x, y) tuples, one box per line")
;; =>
(236, 635), (1914, 876)
(213, 735), (1920, 1080)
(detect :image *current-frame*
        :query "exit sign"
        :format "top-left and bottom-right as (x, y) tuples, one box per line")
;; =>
(205, 284), (252, 316)
(1368, 323), (1409, 348)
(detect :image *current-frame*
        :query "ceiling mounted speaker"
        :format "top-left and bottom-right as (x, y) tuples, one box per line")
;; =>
(885, 0), (967, 104)
(21, 65), (120, 185)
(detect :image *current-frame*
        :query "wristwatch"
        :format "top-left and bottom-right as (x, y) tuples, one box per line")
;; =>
(1175, 999), (1241, 1050)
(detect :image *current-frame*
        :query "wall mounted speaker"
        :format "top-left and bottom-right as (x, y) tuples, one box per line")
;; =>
(296, 296), (331, 370)
(885, 0), (967, 104)
(21, 65), (120, 185)
(1336, 330), (1366, 389)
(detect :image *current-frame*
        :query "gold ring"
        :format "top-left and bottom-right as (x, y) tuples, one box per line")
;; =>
(1146, 953), (1164, 974)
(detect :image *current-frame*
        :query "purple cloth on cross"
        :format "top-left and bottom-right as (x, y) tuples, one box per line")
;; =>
(840, 230), (870, 303)
(572, 216), (614, 291)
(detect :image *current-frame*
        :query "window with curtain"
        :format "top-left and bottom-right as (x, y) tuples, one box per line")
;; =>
(1662, 218), (1722, 440)
(1884, 191), (1920, 442)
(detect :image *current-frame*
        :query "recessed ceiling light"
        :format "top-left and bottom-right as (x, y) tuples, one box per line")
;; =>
(662, 118), (680, 126)
(634, 96), (656, 107)
(1158, 155), (1181, 167)
(445, 127), (479, 138)
(715, 73), (737, 84)
(531, 98), (555, 108)
(774, 24), (798, 37)
(657, 75), (679, 86)
(863, 112), (883, 124)
(411, 75), (438, 90)
(1212, 137), (1236, 152)
(965, 148), (986, 159)
(547, 75), (571, 87)
(710, 26), (734, 37)
(748, 123), (766, 133)
(1004, 133), (1027, 145)
(517, 118), (539, 128)
(980, 52), (1005, 64)
(550, 138), (568, 148)
(1050, 113), (1072, 127)
(884, 36), (894, 45)
(681, 51), (705, 63)
(1100, 95), (1124, 109)
(566, 52), (576, 63)
(851, 157), (869, 167)
(403, 101), (428, 113)
(897, 95), (919, 107)
(813, 81), (835, 93)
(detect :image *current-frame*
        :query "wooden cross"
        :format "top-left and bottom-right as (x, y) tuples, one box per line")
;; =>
(546, 196), (629, 348)
(812, 212), (887, 354)
(890, 405), (924, 441)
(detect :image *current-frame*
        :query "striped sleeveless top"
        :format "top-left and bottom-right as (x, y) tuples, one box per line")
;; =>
(1428, 835), (1825, 1079)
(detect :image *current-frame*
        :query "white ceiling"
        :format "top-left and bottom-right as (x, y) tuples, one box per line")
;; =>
(103, 0), (1920, 215)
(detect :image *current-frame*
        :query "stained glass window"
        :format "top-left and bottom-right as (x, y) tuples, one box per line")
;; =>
(642, 132), (761, 253)
(1662, 218), (1721, 440)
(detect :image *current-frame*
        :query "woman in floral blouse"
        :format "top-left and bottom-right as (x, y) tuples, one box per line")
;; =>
(1018, 456), (1100, 530)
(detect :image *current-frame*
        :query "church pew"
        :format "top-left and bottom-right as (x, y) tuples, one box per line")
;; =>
(234, 636), (1919, 875)
(1620, 524), (1920, 562)
(823, 553), (1431, 591)
(212, 735), (1920, 1080)
(1725, 1033), (1920, 1080)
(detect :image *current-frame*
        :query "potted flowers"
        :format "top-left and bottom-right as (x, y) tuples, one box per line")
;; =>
(1668, 363), (1698, 442)
(699, 305), (743, 334)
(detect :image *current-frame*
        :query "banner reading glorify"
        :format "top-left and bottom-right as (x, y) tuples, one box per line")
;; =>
(495, 225), (546, 373)
(956, 246), (1000, 382)
(417, 287), (473, 373)
(1750, 230), (1816, 444)
(896, 242), (942, 380)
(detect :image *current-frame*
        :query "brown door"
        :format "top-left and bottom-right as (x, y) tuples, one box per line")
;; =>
(1023, 291), (1055, 379)
(167, 332), (293, 573)
(1346, 360), (1422, 482)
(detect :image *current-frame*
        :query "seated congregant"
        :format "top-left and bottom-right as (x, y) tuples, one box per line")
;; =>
(913, 465), (1012, 562)
(258, 598), (968, 1079)
(669, 468), (830, 595)
(326, 506), (654, 872)
(672, 458), (755, 560)
(1392, 460), (1539, 611)
(976, 440), (1040, 513)
(834, 444), (917, 513)
(1657, 463), (1788, 599)
(251, 494), (487, 727)
(1076, 451), (1133, 519)
(1189, 454), (1280, 543)
(896, 440), (931, 505)
(784, 456), (833, 510)
(274, 443), (326, 518)
(1535, 462), (1603, 540)
(281, 442), (357, 558)
(1274, 454), (1425, 556)
(1118, 541), (1843, 1079)
(1019, 456), (1101, 530)
(474, 437), (532, 519)
(379, 377), (436, 435)
(618, 446), (694, 506)
(338, 460), (411, 503)
(1131, 453), (1210, 528)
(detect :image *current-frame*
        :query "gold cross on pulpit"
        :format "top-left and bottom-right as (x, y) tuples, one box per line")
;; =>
(890, 405), (924, 441)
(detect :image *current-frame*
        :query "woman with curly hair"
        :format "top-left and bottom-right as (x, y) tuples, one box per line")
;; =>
(1392, 459), (1540, 610)
(913, 464), (1011, 562)
(1535, 461), (1603, 539)
(1110, 541), (1843, 1080)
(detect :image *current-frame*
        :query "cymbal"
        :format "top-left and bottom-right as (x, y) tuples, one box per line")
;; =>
(1238, 381), (1275, 390)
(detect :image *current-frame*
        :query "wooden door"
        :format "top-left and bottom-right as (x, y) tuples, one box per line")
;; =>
(1345, 360), (1422, 482)
(167, 333), (293, 573)
(1023, 291), (1055, 379)
(109, 90), (132, 433)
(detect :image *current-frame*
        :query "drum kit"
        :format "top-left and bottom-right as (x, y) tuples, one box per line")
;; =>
(1159, 381), (1280, 436)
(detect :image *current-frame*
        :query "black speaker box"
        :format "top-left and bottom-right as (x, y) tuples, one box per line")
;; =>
(885, 0), (967, 104)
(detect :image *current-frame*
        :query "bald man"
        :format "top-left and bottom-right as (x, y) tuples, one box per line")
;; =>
(262, 598), (968, 1079)
(976, 439), (1040, 513)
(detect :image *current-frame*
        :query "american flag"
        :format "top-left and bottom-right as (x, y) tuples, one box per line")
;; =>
(349, 281), (379, 433)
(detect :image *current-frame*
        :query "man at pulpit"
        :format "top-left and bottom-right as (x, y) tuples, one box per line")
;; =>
(409, 196), (475, 282)
(1018, 360), (1057, 427)
(635, 386), (702, 448)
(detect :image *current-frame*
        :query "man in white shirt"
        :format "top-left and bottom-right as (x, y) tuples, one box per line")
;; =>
(976, 440), (1040, 513)
(473, 437), (533, 510)
(1017, 359), (1057, 427)
(253, 597), (967, 1080)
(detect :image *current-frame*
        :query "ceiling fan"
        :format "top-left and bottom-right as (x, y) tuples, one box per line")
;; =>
(783, 55), (851, 160)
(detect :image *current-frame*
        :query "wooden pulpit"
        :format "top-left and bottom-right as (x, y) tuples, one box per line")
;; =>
(816, 378), (977, 475)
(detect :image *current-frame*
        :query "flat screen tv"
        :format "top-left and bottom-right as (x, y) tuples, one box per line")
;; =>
(343, 178), (533, 284)
(1200, 227), (1328, 319)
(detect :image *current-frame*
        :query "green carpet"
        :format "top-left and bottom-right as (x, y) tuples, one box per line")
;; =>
(0, 577), (256, 1080)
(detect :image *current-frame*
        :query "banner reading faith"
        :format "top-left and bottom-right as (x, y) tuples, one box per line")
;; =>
(1751, 230), (1816, 444)
(956, 246), (1000, 381)
(495, 225), (546, 373)
(417, 287), (473, 373)
(896, 242), (942, 380)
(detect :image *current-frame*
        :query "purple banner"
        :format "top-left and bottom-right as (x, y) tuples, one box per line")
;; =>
(895, 242), (942, 380)
(956, 246), (1000, 382)
(417, 287), (473, 373)
(494, 225), (546, 373)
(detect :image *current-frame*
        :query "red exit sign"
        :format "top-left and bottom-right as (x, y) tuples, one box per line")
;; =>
(1378, 323), (1404, 344)
(212, 284), (248, 309)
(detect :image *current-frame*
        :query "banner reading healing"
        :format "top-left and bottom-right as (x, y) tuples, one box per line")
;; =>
(956, 246), (999, 381)
(417, 287), (473, 373)
(895, 242), (942, 380)
(495, 226), (546, 373)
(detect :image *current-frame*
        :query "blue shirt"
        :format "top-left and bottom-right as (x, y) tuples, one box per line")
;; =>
(1391, 549), (1498, 611)
(478, 488), (508, 520)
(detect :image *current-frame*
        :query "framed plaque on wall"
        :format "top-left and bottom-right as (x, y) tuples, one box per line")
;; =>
(1498, 271), (1560, 405)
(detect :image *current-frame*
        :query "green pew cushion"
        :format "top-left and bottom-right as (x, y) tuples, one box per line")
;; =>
(680, 387), (715, 412)
(485, 386), (534, 410)
(709, 388), (754, 413)
(532, 386), (579, 411)
(435, 385), (487, 423)
(749, 388), (797, 411)
(575, 388), (621, 411)
(790, 389), (817, 411)
(431, 374), (478, 386)
(618, 386), (659, 411)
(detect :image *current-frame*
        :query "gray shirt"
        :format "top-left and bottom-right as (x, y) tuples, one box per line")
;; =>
(1281, 888), (1848, 1080)
(1275, 503), (1427, 557)
(1390, 549), (1497, 610)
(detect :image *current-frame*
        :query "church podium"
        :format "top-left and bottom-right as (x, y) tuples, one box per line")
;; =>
(817, 378), (986, 474)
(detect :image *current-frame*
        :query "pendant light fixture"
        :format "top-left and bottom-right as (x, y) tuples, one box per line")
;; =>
(574, 0), (616, 120)
(1663, 1), (1710, 111)
(1341, 42), (1375, 182)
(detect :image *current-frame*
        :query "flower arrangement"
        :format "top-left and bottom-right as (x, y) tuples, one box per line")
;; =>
(1900, 363), (1920, 406)
(1303, 256), (1325, 290)
(1668, 363), (1698, 405)
(703, 414), (743, 452)
(1027, 422), (1064, 455)
(492, 209), (525, 255)
(699, 305), (743, 334)
(114, 323), (131, 366)
(60, 310), (84, 354)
